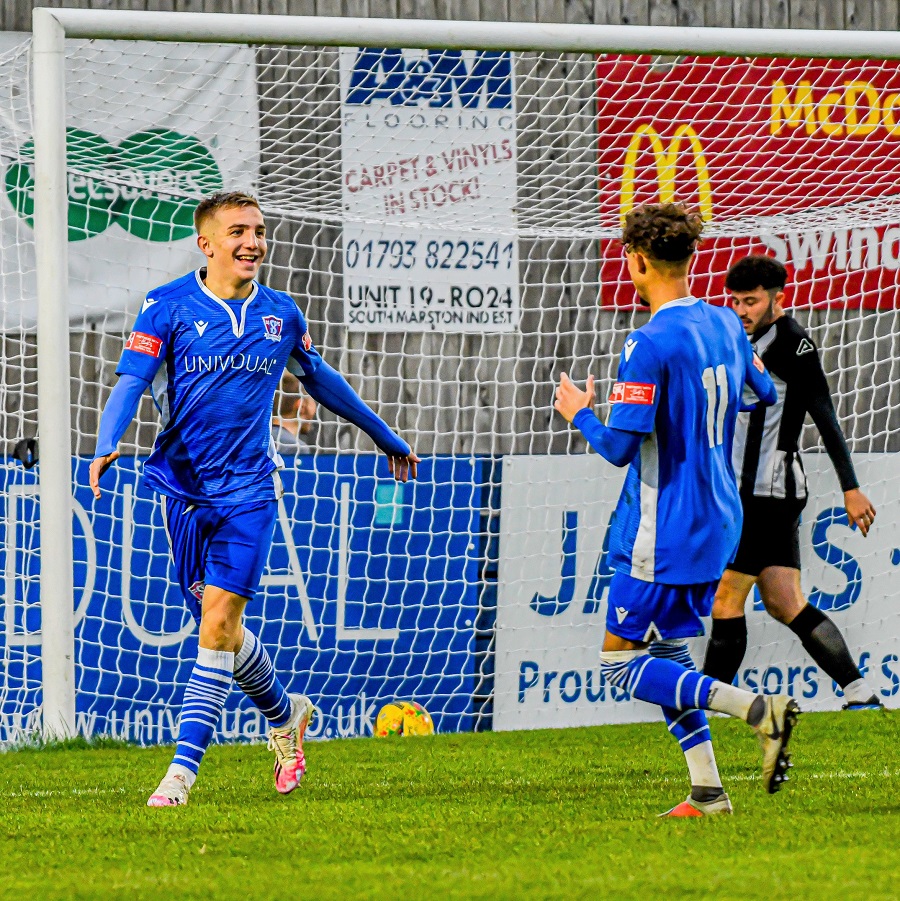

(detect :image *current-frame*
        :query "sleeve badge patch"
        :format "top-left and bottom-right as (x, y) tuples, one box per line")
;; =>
(609, 382), (656, 405)
(124, 331), (163, 357)
(262, 315), (284, 342)
(752, 353), (765, 372)
(302, 331), (313, 352)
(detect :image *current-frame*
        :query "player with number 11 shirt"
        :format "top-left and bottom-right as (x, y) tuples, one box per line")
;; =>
(555, 203), (798, 818)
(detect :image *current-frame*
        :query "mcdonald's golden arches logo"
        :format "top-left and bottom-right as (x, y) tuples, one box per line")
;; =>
(620, 123), (713, 226)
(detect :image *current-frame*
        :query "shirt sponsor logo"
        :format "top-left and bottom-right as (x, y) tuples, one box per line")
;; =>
(125, 331), (163, 357)
(609, 382), (656, 405)
(182, 353), (279, 375)
(262, 315), (284, 342)
(302, 331), (313, 352)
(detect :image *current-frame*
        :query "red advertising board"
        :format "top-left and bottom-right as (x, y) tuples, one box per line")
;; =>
(598, 56), (900, 308)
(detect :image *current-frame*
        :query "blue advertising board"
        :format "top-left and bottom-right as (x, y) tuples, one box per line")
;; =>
(1, 455), (482, 742)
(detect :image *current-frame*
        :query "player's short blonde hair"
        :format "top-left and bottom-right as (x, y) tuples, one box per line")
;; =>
(194, 191), (262, 233)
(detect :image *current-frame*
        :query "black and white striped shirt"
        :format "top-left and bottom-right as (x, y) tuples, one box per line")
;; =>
(732, 315), (858, 501)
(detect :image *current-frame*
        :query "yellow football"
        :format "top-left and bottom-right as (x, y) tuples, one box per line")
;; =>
(399, 701), (435, 736)
(374, 703), (405, 737)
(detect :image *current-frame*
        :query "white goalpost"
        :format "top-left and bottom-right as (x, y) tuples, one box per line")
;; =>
(13, 8), (900, 740)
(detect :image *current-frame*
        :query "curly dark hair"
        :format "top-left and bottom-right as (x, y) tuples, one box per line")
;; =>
(725, 254), (787, 293)
(194, 191), (261, 233)
(622, 202), (703, 263)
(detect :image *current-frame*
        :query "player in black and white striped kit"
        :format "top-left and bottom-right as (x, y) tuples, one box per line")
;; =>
(703, 255), (883, 710)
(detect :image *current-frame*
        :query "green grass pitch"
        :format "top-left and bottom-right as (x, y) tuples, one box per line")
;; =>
(0, 711), (897, 900)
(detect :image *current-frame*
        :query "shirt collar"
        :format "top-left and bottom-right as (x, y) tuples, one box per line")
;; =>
(654, 295), (701, 315)
(195, 268), (259, 305)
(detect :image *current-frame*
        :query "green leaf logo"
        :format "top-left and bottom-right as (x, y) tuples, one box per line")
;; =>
(4, 127), (223, 242)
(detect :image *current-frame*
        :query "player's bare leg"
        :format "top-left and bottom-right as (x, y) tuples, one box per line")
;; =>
(758, 567), (882, 710)
(196, 588), (247, 651)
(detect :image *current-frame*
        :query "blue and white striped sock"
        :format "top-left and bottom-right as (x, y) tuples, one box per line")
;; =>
(234, 628), (292, 729)
(601, 648), (715, 711)
(649, 641), (713, 753)
(171, 647), (234, 778)
(608, 641), (723, 798)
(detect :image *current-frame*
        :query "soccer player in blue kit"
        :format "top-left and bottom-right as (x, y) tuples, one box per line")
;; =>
(555, 203), (800, 817)
(89, 192), (418, 807)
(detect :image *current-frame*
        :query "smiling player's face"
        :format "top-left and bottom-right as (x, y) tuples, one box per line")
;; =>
(200, 204), (268, 286)
(730, 286), (784, 335)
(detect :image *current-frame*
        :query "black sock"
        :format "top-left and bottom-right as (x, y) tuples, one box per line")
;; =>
(691, 785), (725, 803)
(788, 604), (861, 688)
(703, 616), (747, 684)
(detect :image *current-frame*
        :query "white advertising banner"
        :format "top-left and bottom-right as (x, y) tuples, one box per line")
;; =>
(495, 453), (900, 731)
(339, 47), (520, 334)
(0, 35), (259, 326)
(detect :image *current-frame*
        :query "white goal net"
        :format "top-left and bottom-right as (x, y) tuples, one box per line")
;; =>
(1, 18), (898, 744)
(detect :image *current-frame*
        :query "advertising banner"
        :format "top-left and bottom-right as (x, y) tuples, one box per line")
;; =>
(0, 456), (481, 742)
(495, 454), (900, 732)
(598, 56), (900, 309)
(0, 35), (259, 326)
(339, 47), (520, 333)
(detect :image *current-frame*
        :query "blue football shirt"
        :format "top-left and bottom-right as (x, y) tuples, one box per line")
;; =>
(606, 297), (775, 585)
(116, 269), (322, 506)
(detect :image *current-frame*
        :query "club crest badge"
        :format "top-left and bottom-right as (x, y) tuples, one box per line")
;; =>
(262, 315), (284, 342)
(188, 580), (206, 601)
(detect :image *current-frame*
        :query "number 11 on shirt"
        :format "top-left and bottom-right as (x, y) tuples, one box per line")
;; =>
(702, 364), (728, 448)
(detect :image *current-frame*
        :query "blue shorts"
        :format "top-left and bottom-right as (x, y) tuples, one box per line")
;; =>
(606, 571), (716, 643)
(161, 496), (277, 623)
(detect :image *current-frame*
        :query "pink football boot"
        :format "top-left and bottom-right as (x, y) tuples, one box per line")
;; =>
(147, 772), (190, 807)
(267, 694), (315, 795)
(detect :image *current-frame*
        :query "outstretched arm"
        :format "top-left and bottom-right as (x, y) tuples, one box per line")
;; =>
(572, 409), (644, 467)
(89, 373), (151, 498)
(294, 357), (419, 481)
(555, 372), (644, 467)
(91, 293), (169, 498)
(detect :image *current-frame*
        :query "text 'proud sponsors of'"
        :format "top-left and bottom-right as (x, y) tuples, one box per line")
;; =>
(494, 455), (900, 732)
(339, 48), (520, 333)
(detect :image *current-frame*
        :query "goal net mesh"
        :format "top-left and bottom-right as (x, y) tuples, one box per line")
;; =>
(1, 33), (898, 743)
